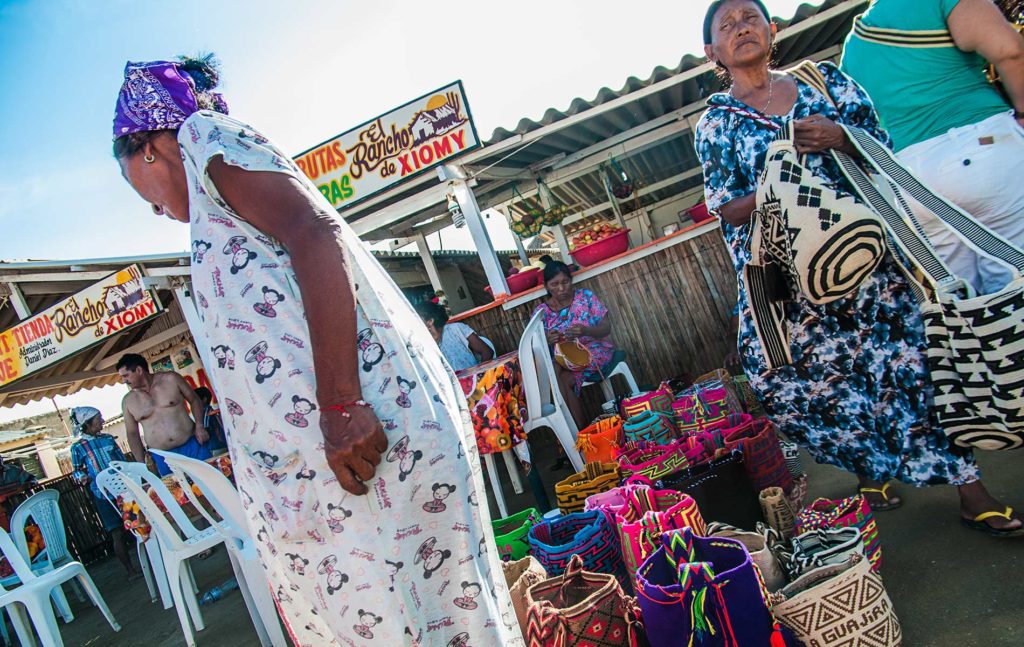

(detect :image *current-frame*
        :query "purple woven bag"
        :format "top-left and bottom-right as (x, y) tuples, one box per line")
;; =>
(635, 528), (786, 647)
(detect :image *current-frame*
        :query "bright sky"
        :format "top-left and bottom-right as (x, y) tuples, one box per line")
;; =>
(0, 0), (815, 424)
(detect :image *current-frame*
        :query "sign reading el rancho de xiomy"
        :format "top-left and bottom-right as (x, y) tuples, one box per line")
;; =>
(0, 265), (163, 388)
(294, 81), (480, 209)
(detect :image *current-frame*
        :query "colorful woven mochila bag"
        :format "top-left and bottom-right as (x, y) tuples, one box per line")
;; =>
(672, 384), (734, 435)
(614, 484), (707, 582)
(621, 386), (675, 418)
(525, 554), (647, 647)
(723, 417), (794, 493)
(554, 462), (622, 514)
(492, 507), (542, 562)
(623, 410), (679, 445)
(584, 485), (630, 515)
(617, 439), (690, 482)
(576, 415), (624, 464)
(635, 527), (787, 647)
(503, 555), (548, 638)
(528, 510), (629, 590)
(796, 495), (882, 572)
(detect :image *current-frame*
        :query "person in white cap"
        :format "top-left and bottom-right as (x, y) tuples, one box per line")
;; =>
(69, 407), (142, 580)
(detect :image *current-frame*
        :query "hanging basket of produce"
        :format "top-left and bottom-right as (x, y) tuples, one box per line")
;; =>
(608, 157), (634, 200)
(537, 179), (571, 227)
(507, 184), (545, 239)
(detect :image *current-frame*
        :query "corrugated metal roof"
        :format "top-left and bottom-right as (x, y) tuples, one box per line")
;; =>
(0, 429), (48, 446)
(346, 0), (868, 240)
(483, 0), (863, 146)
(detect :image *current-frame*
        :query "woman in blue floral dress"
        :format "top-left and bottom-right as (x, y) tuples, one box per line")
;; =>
(695, 0), (1021, 535)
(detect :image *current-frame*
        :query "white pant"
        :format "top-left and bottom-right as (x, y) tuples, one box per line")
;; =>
(897, 111), (1024, 295)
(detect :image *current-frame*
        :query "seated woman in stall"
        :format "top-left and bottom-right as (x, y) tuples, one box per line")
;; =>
(416, 301), (495, 372)
(533, 261), (619, 429)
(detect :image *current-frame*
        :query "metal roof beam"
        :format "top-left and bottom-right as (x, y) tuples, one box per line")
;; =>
(0, 369), (116, 397)
(480, 117), (692, 213)
(1, 283), (31, 320)
(94, 321), (190, 371)
(0, 252), (190, 271)
(0, 264), (191, 285)
(564, 167), (704, 223)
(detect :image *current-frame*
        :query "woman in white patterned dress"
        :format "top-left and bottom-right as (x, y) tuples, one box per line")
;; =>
(112, 55), (522, 646)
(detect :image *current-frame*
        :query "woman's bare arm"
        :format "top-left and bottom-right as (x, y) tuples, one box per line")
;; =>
(949, 0), (1024, 120)
(719, 193), (757, 227)
(208, 158), (387, 495)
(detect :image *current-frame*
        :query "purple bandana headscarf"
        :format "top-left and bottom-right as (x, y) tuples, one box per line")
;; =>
(112, 60), (202, 139)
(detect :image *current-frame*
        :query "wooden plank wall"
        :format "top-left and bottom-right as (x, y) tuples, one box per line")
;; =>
(459, 228), (739, 387)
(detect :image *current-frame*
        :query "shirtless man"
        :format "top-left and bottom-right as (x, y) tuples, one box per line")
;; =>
(117, 353), (212, 475)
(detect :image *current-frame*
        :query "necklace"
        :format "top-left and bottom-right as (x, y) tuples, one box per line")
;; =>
(732, 72), (775, 114)
(760, 73), (775, 113)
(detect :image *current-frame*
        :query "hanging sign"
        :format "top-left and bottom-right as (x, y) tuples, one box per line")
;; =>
(0, 265), (163, 387)
(294, 80), (480, 210)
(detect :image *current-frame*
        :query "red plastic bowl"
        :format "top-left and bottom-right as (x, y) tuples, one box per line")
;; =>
(687, 203), (713, 224)
(570, 229), (631, 267)
(506, 267), (541, 294)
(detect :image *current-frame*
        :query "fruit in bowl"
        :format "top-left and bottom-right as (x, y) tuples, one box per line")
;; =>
(570, 228), (631, 267)
(570, 222), (623, 250)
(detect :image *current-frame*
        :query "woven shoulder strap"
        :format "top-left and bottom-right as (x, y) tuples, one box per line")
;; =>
(785, 60), (830, 99)
(836, 125), (1024, 294)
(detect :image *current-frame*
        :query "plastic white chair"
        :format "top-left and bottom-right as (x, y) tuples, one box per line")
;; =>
(95, 468), (168, 608)
(519, 310), (586, 477)
(152, 450), (286, 647)
(108, 461), (223, 647)
(9, 491), (77, 623)
(581, 353), (641, 401)
(0, 527), (120, 647)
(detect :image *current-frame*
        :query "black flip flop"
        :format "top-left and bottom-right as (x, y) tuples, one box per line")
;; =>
(859, 483), (902, 512)
(961, 506), (1024, 538)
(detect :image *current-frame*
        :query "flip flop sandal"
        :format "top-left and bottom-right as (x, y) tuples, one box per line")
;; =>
(961, 506), (1024, 538)
(859, 482), (902, 512)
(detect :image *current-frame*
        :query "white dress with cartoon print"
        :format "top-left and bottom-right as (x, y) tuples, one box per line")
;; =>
(179, 111), (522, 647)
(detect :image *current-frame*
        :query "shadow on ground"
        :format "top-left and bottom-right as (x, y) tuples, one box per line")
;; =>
(34, 435), (1024, 646)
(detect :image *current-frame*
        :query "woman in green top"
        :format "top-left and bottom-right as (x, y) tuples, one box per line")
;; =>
(841, 0), (1024, 295)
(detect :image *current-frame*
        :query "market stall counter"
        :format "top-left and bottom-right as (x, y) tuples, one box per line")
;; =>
(451, 220), (737, 389)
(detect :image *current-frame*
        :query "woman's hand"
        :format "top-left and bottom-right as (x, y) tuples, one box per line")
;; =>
(321, 405), (389, 495)
(793, 114), (851, 155)
(566, 324), (586, 339)
(545, 329), (562, 345)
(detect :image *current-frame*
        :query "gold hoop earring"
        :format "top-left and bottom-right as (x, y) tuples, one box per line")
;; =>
(144, 154), (155, 163)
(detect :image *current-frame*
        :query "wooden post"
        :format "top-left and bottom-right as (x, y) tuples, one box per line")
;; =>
(442, 165), (509, 296)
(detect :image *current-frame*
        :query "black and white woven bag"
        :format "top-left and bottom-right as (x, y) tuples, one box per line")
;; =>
(745, 118), (887, 368)
(833, 129), (1024, 450)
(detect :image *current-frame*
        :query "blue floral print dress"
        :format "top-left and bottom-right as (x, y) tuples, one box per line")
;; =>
(694, 62), (977, 486)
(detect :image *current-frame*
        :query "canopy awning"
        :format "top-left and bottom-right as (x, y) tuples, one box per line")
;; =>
(0, 254), (193, 407)
(339, 0), (868, 242)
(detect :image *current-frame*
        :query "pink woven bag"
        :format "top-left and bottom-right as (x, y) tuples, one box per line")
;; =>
(796, 495), (882, 572)
(621, 386), (674, 419)
(615, 485), (707, 581)
(616, 439), (689, 482)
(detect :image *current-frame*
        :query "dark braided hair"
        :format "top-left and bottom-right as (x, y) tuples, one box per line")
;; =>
(113, 53), (228, 159)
